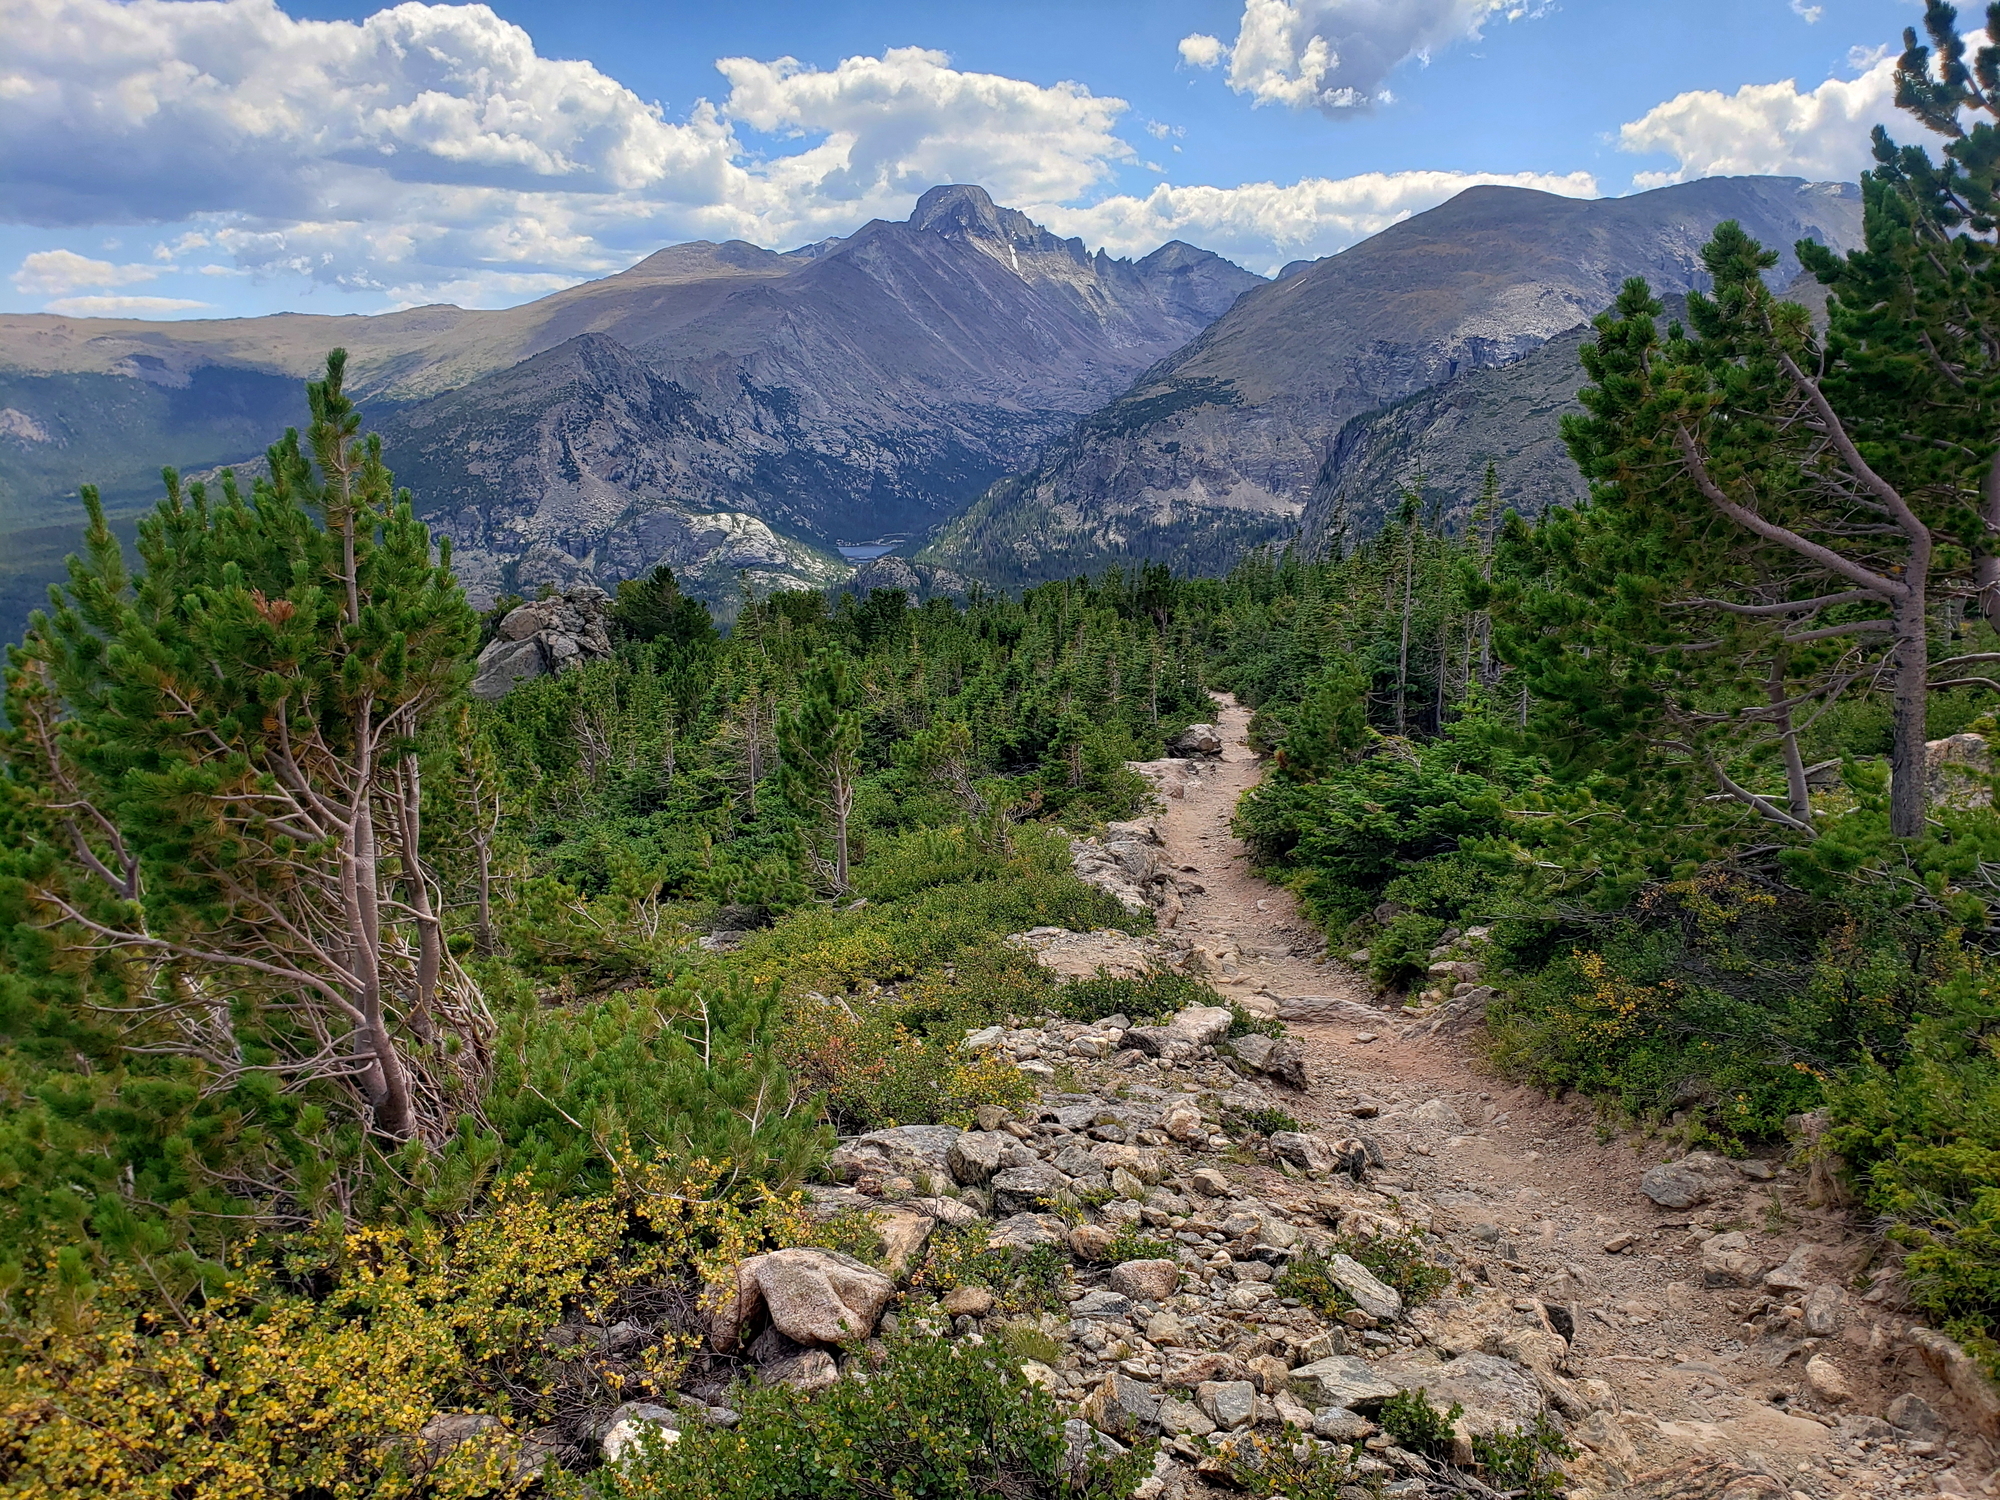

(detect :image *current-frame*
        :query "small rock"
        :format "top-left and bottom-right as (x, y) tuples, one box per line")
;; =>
(990, 1163), (1064, 1215)
(1698, 1231), (1766, 1288)
(599, 1403), (681, 1463)
(948, 1131), (1013, 1185)
(1158, 1396), (1217, 1437)
(1324, 1254), (1403, 1320)
(767, 1348), (841, 1392)
(1887, 1392), (1945, 1439)
(1170, 723), (1224, 757)
(1111, 1166), (1149, 1201)
(1195, 1380), (1257, 1430)
(1805, 1354), (1852, 1404)
(1268, 1132), (1335, 1173)
(1313, 1406), (1376, 1441)
(1146, 1309), (1187, 1346)
(1230, 1033), (1309, 1089)
(1159, 1106), (1207, 1143)
(1639, 1153), (1740, 1210)
(715, 1248), (895, 1352)
(1020, 1361), (1061, 1392)
(1246, 1354), (1292, 1395)
(1188, 1168), (1233, 1197)
(1289, 1355), (1401, 1409)
(1070, 1223), (1116, 1260)
(1603, 1233), (1638, 1254)
(1109, 1259), (1181, 1302)
(1072, 1288), (1135, 1318)
(987, 1213), (1069, 1251)
(1082, 1373), (1162, 1437)
(1802, 1284), (1844, 1338)
(1163, 1351), (1253, 1390)
(941, 1286), (995, 1317)
(1410, 1098), (1463, 1131)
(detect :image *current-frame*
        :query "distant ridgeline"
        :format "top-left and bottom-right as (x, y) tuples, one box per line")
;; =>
(0, 176), (1863, 647)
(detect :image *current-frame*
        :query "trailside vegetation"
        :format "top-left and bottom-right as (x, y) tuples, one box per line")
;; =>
(1226, 2), (2000, 1374)
(9, 4), (2000, 1485)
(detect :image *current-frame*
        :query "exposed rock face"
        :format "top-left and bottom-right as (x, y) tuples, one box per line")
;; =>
(922, 177), (1863, 584)
(470, 585), (614, 699)
(379, 185), (1258, 608)
(0, 186), (1259, 623)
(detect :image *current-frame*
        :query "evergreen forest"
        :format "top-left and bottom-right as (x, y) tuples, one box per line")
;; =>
(7, 8), (2000, 1496)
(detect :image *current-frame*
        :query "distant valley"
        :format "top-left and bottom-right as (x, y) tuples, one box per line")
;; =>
(0, 175), (1862, 637)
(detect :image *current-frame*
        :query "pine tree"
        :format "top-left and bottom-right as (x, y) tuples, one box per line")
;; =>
(2, 351), (484, 1143)
(776, 661), (863, 892)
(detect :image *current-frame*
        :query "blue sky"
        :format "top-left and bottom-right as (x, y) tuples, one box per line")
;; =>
(0, 0), (1920, 319)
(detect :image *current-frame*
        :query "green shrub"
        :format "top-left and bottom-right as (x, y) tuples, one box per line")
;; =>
(914, 1229), (1076, 1314)
(483, 974), (832, 1198)
(1099, 1229), (1180, 1265)
(1271, 1252), (1357, 1317)
(1226, 1106), (1301, 1137)
(1225, 1000), (1287, 1039)
(1827, 962), (2000, 1376)
(1377, 1388), (1463, 1457)
(1052, 969), (1225, 1024)
(1369, 912), (1447, 990)
(1485, 873), (1927, 1146)
(1472, 1414), (1575, 1500)
(1221, 1431), (1366, 1500)
(1335, 1229), (1453, 1307)
(583, 1334), (1148, 1500)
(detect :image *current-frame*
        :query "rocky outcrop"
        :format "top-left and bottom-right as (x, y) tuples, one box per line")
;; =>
(469, 585), (614, 699)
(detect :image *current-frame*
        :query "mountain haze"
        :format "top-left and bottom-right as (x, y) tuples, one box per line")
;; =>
(921, 176), (1864, 584)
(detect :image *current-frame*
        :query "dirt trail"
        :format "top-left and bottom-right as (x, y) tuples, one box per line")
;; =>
(1151, 696), (1994, 1500)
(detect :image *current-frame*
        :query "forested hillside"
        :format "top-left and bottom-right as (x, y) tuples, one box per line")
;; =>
(6, 9), (2000, 1495)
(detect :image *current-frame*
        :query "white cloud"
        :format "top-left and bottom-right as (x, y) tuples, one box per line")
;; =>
(43, 294), (211, 315)
(0, 0), (1606, 311)
(0, 0), (1148, 307)
(1179, 33), (1227, 68)
(1034, 167), (1598, 274)
(12, 247), (165, 294)
(1619, 50), (1898, 187)
(1200, 0), (1529, 116)
(1791, 0), (1823, 21)
(716, 47), (1130, 210)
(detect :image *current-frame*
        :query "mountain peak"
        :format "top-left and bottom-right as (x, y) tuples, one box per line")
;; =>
(909, 184), (1006, 237)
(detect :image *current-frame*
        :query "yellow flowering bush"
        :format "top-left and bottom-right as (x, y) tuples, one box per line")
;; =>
(0, 1165), (819, 1500)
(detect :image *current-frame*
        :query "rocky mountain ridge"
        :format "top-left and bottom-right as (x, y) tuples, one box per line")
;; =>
(922, 177), (1864, 584)
(0, 185), (1260, 620)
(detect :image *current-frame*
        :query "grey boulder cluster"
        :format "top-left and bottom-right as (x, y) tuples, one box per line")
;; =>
(470, 585), (614, 700)
(635, 998), (1598, 1499)
(1067, 816), (1189, 924)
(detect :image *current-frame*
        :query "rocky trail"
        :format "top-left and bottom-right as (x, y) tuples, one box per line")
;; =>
(1104, 697), (2000, 1499)
(581, 698), (1999, 1500)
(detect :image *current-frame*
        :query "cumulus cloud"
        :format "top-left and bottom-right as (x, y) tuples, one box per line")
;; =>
(0, 0), (1151, 306)
(1179, 33), (1227, 68)
(43, 294), (212, 315)
(0, 0), (1604, 311)
(1189, 0), (1529, 116)
(13, 248), (165, 295)
(1619, 49), (1899, 187)
(1035, 168), (1598, 274)
(718, 47), (1129, 210)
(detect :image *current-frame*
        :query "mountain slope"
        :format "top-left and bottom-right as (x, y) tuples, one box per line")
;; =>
(921, 176), (1863, 582)
(0, 186), (1259, 619)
